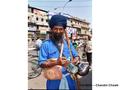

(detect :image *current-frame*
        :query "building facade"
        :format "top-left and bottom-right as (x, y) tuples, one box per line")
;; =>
(65, 14), (91, 41)
(28, 5), (49, 43)
(28, 6), (91, 42)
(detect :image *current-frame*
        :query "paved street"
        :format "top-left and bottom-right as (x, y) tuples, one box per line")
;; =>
(28, 72), (46, 89)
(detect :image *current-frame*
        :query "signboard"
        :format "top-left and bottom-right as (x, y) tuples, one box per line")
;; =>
(28, 26), (37, 31)
(66, 27), (77, 38)
(40, 29), (47, 34)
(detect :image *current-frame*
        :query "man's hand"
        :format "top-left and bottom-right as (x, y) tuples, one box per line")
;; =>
(57, 57), (70, 66)
(72, 56), (80, 65)
(40, 59), (58, 68)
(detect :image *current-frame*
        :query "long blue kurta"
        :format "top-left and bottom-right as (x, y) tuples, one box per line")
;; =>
(39, 39), (78, 90)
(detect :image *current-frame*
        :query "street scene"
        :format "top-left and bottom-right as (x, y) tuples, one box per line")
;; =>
(28, 0), (92, 90)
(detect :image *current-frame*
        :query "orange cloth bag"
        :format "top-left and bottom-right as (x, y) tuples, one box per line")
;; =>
(43, 65), (62, 80)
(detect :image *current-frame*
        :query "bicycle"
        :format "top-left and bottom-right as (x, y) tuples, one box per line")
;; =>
(28, 49), (42, 79)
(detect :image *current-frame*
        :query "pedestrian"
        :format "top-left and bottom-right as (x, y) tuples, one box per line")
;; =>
(77, 40), (83, 59)
(85, 36), (92, 66)
(35, 37), (42, 56)
(38, 14), (80, 90)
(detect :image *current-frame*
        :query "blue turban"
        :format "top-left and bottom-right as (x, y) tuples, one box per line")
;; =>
(49, 15), (67, 29)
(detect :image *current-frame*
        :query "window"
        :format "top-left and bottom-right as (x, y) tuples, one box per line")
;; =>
(28, 16), (30, 20)
(36, 17), (39, 21)
(46, 19), (48, 22)
(37, 26), (39, 29)
(41, 18), (44, 22)
(78, 28), (81, 34)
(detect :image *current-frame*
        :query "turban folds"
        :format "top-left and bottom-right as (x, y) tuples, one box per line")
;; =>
(49, 15), (67, 29)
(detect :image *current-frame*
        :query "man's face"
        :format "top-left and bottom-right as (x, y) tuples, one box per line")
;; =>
(51, 26), (65, 41)
(52, 26), (64, 34)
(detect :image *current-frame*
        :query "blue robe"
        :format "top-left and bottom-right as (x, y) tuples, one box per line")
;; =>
(39, 39), (78, 90)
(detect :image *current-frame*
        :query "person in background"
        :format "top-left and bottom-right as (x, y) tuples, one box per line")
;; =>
(35, 37), (42, 56)
(77, 40), (83, 60)
(85, 36), (92, 66)
(72, 40), (78, 49)
(39, 14), (80, 90)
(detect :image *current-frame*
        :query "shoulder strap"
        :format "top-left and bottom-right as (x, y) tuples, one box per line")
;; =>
(59, 42), (64, 58)
(64, 30), (73, 61)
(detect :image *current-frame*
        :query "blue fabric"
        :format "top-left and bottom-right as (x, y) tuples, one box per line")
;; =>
(49, 15), (67, 29)
(39, 39), (78, 90)
(47, 74), (77, 90)
(59, 73), (69, 89)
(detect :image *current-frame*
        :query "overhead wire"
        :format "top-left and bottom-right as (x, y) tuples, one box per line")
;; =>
(28, 0), (91, 8)
(29, 6), (91, 7)
(29, 0), (91, 2)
